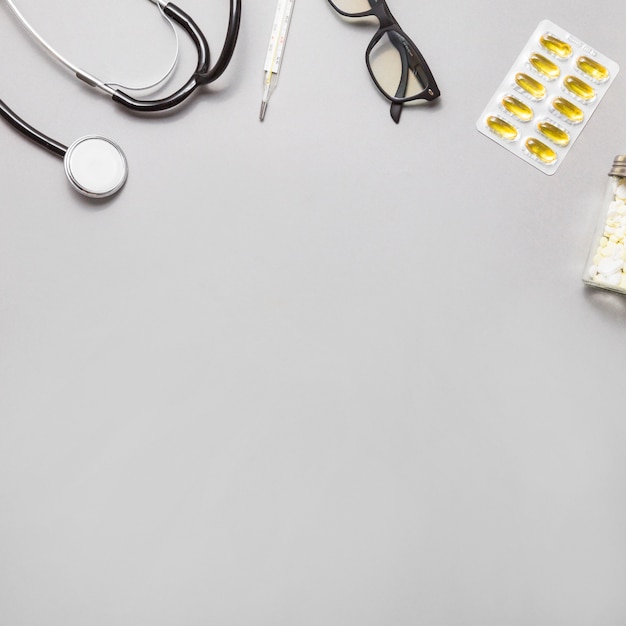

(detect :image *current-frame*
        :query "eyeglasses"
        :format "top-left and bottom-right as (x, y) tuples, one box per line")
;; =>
(326, 0), (440, 123)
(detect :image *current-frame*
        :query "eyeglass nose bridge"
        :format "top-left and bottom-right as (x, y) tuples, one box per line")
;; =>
(367, 0), (397, 29)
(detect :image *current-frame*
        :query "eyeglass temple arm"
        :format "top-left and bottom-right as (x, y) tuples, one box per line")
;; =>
(388, 30), (440, 123)
(388, 30), (410, 123)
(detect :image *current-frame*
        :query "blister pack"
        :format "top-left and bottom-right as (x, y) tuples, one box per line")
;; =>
(476, 19), (620, 175)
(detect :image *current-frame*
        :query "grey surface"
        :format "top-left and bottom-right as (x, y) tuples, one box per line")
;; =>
(1, 0), (626, 624)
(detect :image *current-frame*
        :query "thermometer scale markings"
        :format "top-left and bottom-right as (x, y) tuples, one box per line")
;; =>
(260, 0), (295, 121)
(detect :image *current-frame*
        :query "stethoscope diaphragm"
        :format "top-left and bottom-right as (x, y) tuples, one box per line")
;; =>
(1, 98), (129, 200)
(64, 136), (128, 198)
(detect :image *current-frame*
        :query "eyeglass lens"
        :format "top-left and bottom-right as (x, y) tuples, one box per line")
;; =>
(328, 0), (435, 103)
(369, 32), (428, 100)
(330, 0), (376, 14)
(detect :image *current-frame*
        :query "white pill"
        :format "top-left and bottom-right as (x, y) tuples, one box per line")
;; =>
(597, 258), (624, 275)
(616, 184), (626, 200)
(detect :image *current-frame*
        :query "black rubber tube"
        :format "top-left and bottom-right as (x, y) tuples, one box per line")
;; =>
(0, 98), (67, 157)
(111, 0), (241, 111)
(112, 2), (210, 111)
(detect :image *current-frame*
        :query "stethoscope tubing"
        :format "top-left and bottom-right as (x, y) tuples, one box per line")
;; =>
(111, 2), (210, 112)
(0, 99), (129, 199)
(0, 0), (241, 198)
(3, 0), (116, 96)
(111, 0), (241, 111)
(0, 98), (67, 158)
(4, 0), (242, 112)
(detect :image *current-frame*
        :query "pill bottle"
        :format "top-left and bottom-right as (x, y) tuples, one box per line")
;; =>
(583, 156), (626, 293)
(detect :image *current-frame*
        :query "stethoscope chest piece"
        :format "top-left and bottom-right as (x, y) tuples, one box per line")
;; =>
(64, 136), (128, 198)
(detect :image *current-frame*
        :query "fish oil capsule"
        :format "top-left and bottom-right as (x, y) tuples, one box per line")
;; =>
(539, 33), (572, 59)
(515, 72), (546, 99)
(551, 97), (584, 123)
(529, 53), (560, 79)
(486, 115), (518, 140)
(577, 56), (609, 82)
(564, 75), (596, 100)
(525, 137), (557, 164)
(501, 95), (533, 122)
(537, 120), (570, 146)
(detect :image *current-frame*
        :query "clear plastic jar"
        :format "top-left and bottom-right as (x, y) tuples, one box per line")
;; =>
(583, 156), (626, 294)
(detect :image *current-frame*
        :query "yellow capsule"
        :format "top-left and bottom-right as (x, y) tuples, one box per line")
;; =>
(529, 53), (560, 79)
(539, 33), (572, 59)
(552, 97), (584, 123)
(501, 95), (533, 122)
(515, 72), (546, 99)
(564, 75), (596, 100)
(537, 120), (570, 146)
(486, 115), (519, 141)
(577, 56), (609, 82)
(525, 137), (557, 164)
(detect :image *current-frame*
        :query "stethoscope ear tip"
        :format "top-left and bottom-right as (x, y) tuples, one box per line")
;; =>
(64, 135), (128, 199)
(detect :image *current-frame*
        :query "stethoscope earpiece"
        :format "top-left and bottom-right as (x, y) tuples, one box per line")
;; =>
(64, 136), (128, 198)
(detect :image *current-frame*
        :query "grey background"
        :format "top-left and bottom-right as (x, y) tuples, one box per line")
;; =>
(1, 0), (626, 624)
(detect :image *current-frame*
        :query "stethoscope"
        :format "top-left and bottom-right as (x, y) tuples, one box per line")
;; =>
(0, 99), (129, 199)
(0, 0), (241, 198)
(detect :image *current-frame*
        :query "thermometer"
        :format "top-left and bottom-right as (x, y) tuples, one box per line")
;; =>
(260, 0), (295, 121)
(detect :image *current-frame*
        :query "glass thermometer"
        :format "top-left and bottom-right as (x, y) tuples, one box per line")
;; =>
(260, 0), (295, 121)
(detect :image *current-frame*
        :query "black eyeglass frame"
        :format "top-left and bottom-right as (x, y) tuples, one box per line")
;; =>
(327, 0), (440, 122)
